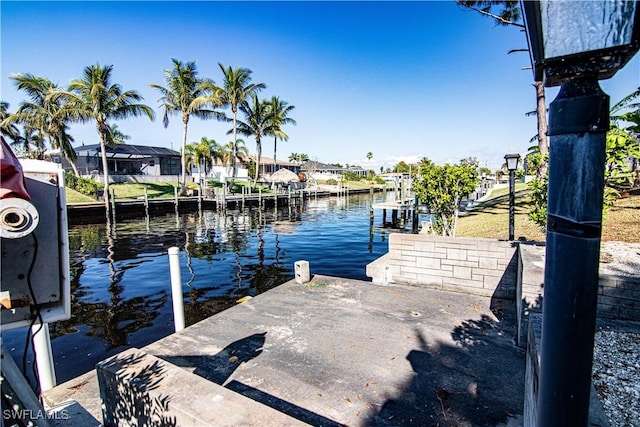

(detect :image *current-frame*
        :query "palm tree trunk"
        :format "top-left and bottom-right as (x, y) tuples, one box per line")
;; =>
(231, 111), (238, 187)
(273, 136), (277, 174)
(181, 117), (189, 194)
(69, 160), (81, 177)
(98, 128), (110, 211)
(535, 81), (549, 177)
(254, 138), (261, 186)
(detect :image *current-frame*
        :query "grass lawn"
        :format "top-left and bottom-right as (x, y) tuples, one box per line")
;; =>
(111, 182), (178, 199)
(457, 188), (640, 243)
(65, 188), (98, 203)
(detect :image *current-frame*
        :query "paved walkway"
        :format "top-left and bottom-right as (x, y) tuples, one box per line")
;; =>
(44, 276), (526, 426)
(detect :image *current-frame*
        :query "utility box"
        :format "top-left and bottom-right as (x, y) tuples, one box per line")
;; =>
(1, 159), (70, 330)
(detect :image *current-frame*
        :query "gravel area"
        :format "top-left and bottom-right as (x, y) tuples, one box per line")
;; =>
(593, 328), (640, 427)
(599, 241), (640, 276)
(592, 242), (640, 427)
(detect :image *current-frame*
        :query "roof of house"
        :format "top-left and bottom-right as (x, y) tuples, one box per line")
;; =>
(254, 156), (298, 167)
(300, 161), (343, 171)
(300, 161), (366, 172)
(76, 144), (180, 158)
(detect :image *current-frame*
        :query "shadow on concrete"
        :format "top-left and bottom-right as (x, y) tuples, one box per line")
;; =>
(98, 352), (177, 427)
(494, 243), (520, 305)
(159, 332), (267, 385)
(225, 380), (345, 427)
(365, 304), (525, 426)
(158, 332), (345, 427)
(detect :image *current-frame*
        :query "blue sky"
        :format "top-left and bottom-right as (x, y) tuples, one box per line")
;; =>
(1, 1), (638, 171)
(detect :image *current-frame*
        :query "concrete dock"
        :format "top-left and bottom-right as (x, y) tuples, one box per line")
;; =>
(43, 275), (525, 426)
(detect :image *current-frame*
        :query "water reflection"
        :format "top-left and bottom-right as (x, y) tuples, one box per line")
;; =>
(4, 193), (407, 384)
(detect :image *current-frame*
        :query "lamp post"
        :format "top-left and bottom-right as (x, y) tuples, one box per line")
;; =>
(504, 153), (520, 241)
(522, 1), (640, 426)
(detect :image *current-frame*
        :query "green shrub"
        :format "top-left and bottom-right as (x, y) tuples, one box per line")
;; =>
(326, 178), (338, 185)
(65, 172), (102, 197)
(341, 171), (361, 181)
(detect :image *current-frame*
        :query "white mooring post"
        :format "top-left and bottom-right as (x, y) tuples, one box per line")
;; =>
(294, 260), (310, 284)
(31, 322), (56, 391)
(168, 247), (185, 332)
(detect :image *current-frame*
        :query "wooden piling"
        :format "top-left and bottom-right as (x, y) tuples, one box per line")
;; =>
(144, 187), (149, 218)
(174, 186), (179, 216)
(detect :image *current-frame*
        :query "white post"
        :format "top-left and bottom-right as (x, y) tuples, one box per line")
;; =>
(294, 260), (310, 284)
(31, 322), (56, 391)
(168, 247), (185, 332)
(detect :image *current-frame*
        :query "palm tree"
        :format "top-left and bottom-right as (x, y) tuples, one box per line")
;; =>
(59, 64), (155, 208)
(186, 137), (221, 180)
(8, 74), (79, 174)
(457, 1), (548, 176)
(0, 101), (22, 144)
(288, 152), (309, 164)
(236, 94), (272, 185)
(367, 152), (373, 161)
(15, 126), (43, 159)
(150, 59), (223, 193)
(217, 63), (265, 186)
(221, 139), (248, 170)
(107, 124), (131, 145)
(265, 96), (296, 172)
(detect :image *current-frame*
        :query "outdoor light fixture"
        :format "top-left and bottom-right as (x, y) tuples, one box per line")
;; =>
(522, 1), (640, 426)
(523, 0), (640, 87)
(504, 153), (520, 172)
(504, 154), (520, 241)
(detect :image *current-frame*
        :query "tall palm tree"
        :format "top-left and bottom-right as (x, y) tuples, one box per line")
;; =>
(150, 59), (222, 193)
(217, 63), (265, 186)
(59, 64), (155, 208)
(236, 94), (272, 185)
(457, 0), (548, 176)
(8, 74), (79, 173)
(265, 96), (296, 172)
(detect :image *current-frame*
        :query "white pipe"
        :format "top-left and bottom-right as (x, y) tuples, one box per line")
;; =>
(168, 247), (185, 332)
(31, 322), (56, 391)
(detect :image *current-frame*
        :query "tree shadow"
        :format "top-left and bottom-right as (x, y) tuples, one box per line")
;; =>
(365, 308), (525, 426)
(97, 352), (177, 427)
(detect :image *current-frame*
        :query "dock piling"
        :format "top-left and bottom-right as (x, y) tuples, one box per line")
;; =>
(168, 247), (185, 332)
(32, 322), (56, 392)
(174, 187), (179, 216)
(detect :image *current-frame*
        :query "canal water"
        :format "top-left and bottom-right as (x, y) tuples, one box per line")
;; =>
(3, 192), (414, 387)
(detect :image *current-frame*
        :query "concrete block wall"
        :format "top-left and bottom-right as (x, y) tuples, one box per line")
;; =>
(366, 234), (518, 299)
(517, 244), (546, 347)
(523, 314), (610, 427)
(516, 245), (640, 347)
(598, 274), (640, 320)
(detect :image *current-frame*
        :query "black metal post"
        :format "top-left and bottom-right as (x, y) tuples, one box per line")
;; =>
(508, 170), (515, 240)
(537, 77), (609, 426)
